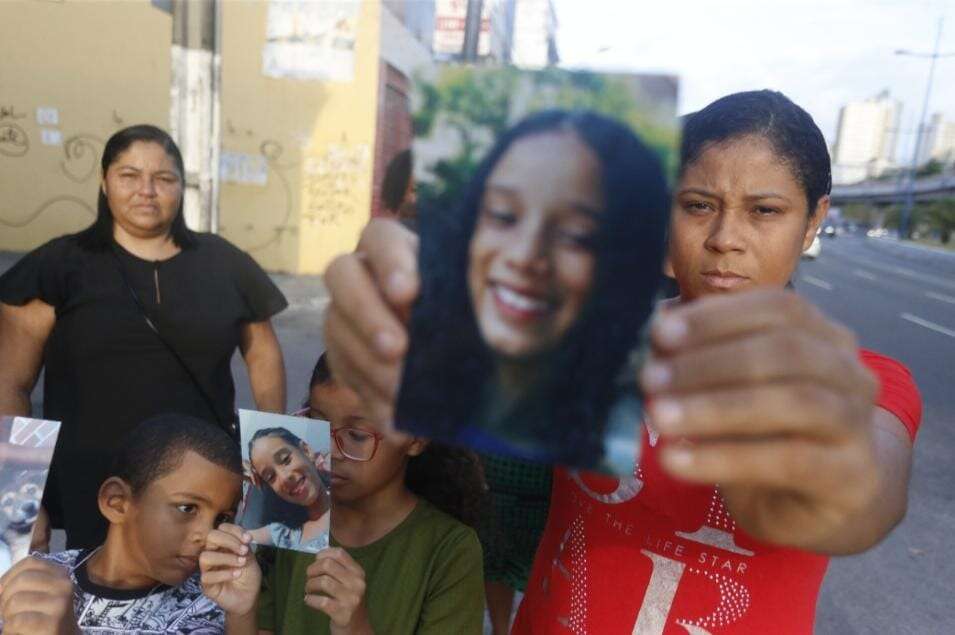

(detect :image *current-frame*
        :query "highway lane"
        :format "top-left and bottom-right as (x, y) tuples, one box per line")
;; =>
(796, 237), (954, 633)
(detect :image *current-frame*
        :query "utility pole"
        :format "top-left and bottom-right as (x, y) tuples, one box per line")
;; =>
(462, 0), (485, 62)
(170, 0), (222, 233)
(896, 17), (954, 240)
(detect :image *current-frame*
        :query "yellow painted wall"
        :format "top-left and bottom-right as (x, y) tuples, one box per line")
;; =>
(219, 0), (382, 274)
(0, 0), (171, 252)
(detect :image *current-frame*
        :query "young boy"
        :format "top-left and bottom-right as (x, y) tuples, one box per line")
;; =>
(0, 414), (243, 634)
(200, 354), (485, 635)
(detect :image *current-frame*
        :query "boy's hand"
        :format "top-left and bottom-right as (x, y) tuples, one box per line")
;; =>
(324, 218), (419, 425)
(305, 548), (372, 634)
(200, 524), (261, 618)
(642, 289), (889, 550)
(0, 557), (79, 635)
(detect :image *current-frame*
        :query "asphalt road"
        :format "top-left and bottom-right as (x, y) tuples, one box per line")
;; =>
(795, 237), (955, 634)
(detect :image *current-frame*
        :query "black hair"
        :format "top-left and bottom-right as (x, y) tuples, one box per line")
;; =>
(307, 352), (487, 528)
(679, 90), (832, 214)
(381, 149), (413, 212)
(247, 427), (313, 528)
(76, 124), (196, 251)
(111, 413), (241, 497)
(397, 109), (669, 468)
(309, 353), (332, 390)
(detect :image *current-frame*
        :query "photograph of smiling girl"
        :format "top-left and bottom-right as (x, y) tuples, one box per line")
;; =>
(395, 67), (678, 474)
(237, 409), (331, 554)
(0, 416), (60, 574)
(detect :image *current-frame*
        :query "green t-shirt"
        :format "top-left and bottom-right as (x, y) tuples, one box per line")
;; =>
(257, 499), (485, 634)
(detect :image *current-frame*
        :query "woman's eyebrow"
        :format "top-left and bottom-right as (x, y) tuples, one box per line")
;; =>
(677, 187), (720, 199)
(745, 191), (791, 202)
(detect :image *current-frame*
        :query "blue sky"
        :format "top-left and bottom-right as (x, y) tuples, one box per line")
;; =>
(553, 0), (955, 163)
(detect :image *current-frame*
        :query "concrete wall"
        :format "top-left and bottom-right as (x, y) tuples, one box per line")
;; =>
(0, 1), (172, 252)
(218, 0), (383, 274)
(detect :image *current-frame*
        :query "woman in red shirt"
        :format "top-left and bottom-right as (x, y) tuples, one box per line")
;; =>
(320, 90), (919, 634)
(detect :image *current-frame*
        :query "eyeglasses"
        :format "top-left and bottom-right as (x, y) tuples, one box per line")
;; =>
(293, 407), (384, 462)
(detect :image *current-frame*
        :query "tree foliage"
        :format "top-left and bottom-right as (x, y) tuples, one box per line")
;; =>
(412, 66), (678, 214)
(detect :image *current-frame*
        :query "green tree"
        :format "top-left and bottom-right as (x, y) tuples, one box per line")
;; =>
(412, 66), (678, 214)
(925, 198), (955, 244)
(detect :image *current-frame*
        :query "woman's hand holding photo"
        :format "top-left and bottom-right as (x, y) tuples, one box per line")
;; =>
(305, 547), (373, 635)
(199, 524), (261, 623)
(324, 219), (419, 427)
(643, 289), (907, 553)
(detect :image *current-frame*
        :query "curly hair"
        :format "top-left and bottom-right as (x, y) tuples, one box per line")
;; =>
(405, 441), (488, 530)
(396, 109), (669, 469)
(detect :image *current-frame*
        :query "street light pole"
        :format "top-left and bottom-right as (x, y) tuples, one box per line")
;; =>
(897, 17), (951, 240)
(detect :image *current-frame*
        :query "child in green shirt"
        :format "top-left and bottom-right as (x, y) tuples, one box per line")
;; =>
(200, 354), (487, 634)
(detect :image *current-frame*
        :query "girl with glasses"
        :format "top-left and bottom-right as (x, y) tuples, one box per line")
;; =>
(199, 353), (488, 634)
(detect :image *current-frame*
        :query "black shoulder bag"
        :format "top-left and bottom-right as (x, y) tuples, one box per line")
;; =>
(110, 249), (238, 439)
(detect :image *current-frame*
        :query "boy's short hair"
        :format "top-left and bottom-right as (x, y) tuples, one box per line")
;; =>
(111, 414), (242, 496)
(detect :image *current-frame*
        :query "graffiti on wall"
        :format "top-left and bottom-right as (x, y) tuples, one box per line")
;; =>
(0, 105), (115, 230)
(302, 141), (370, 227)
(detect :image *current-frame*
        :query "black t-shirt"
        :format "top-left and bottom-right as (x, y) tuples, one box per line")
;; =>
(0, 233), (287, 548)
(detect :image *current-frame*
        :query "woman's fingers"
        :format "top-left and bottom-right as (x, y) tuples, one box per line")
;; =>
(354, 218), (420, 311)
(324, 306), (401, 425)
(324, 251), (409, 363)
(658, 437), (873, 500)
(648, 382), (859, 440)
(641, 329), (872, 397)
(649, 289), (856, 354)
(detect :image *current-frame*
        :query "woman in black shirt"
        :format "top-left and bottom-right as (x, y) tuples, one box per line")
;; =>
(0, 125), (288, 549)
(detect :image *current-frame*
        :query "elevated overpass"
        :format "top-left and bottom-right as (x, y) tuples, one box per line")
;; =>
(831, 174), (955, 206)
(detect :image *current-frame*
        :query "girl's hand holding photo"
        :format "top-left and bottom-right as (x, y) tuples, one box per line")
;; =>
(305, 547), (373, 635)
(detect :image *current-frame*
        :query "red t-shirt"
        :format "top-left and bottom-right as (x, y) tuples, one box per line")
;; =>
(512, 350), (921, 634)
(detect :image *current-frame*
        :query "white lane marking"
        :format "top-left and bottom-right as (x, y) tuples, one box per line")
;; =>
(926, 291), (955, 305)
(827, 251), (955, 291)
(853, 269), (877, 281)
(801, 275), (833, 290)
(901, 313), (955, 338)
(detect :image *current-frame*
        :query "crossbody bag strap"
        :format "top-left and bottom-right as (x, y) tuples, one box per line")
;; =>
(110, 248), (237, 438)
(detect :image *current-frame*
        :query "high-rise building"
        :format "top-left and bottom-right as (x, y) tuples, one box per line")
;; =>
(831, 90), (901, 184)
(918, 112), (955, 166)
(510, 0), (558, 68)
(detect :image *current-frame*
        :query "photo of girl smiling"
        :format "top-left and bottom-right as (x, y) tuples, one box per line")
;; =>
(239, 415), (331, 554)
(396, 108), (670, 471)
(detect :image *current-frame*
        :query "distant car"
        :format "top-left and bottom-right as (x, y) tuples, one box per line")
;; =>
(867, 228), (889, 238)
(822, 225), (836, 238)
(803, 235), (821, 259)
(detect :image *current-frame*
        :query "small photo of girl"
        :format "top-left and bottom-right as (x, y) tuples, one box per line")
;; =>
(237, 410), (330, 554)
